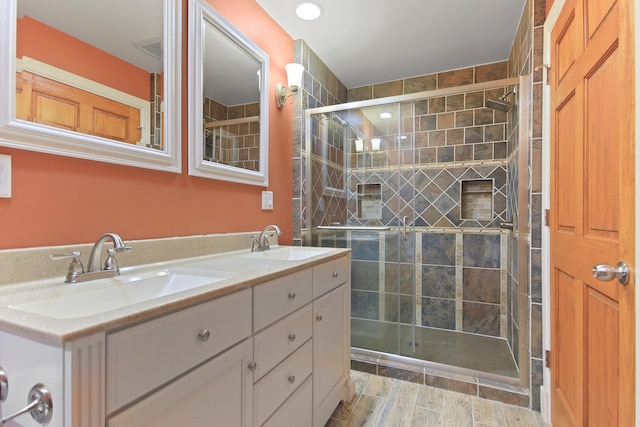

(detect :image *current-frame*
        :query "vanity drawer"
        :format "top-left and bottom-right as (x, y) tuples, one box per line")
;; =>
(253, 304), (312, 381)
(262, 375), (312, 427)
(253, 339), (312, 426)
(313, 256), (349, 298)
(253, 268), (312, 331)
(106, 289), (252, 414)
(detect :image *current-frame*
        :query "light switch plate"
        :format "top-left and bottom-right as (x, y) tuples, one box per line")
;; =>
(0, 154), (11, 198)
(262, 191), (273, 210)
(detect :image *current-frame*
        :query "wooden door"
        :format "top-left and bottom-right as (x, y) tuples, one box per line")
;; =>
(16, 71), (142, 144)
(549, 0), (635, 425)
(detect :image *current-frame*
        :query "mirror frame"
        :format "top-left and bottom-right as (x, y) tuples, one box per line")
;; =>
(188, 0), (270, 186)
(0, 0), (182, 173)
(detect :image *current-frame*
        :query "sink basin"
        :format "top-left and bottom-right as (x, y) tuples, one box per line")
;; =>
(10, 269), (230, 320)
(243, 246), (334, 261)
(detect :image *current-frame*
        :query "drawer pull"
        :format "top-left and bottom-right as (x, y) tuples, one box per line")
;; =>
(248, 362), (257, 372)
(288, 291), (296, 300)
(288, 375), (296, 384)
(316, 314), (323, 321)
(288, 333), (296, 342)
(332, 272), (339, 278)
(198, 329), (211, 342)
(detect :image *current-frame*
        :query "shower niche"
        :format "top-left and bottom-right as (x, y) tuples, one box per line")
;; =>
(460, 180), (494, 220)
(357, 183), (382, 220)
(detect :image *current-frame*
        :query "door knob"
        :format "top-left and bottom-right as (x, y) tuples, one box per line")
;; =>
(592, 261), (630, 285)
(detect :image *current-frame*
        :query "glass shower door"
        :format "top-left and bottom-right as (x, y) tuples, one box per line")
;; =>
(306, 101), (417, 360)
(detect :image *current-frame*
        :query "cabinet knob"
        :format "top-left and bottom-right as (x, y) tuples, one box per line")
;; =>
(288, 375), (296, 384)
(316, 314), (323, 321)
(248, 362), (257, 372)
(332, 271), (339, 278)
(288, 333), (296, 342)
(288, 291), (296, 300)
(198, 329), (211, 342)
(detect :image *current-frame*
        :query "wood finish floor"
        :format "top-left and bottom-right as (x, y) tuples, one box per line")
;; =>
(325, 371), (548, 427)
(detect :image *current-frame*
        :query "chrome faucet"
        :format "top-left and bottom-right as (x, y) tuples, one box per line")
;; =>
(87, 233), (131, 273)
(251, 225), (281, 252)
(51, 233), (132, 283)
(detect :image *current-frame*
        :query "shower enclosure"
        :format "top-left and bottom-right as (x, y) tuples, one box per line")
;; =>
(302, 79), (524, 380)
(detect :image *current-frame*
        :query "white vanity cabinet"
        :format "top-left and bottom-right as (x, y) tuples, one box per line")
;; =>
(312, 258), (351, 427)
(0, 252), (351, 427)
(107, 339), (253, 427)
(252, 255), (351, 427)
(105, 289), (253, 426)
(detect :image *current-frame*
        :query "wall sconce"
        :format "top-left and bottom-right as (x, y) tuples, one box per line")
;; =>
(276, 63), (305, 108)
(354, 138), (364, 152)
(371, 138), (381, 151)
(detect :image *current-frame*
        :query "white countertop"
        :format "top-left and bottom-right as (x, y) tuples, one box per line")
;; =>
(0, 246), (350, 345)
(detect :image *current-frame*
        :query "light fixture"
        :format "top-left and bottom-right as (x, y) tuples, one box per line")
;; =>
(371, 138), (381, 151)
(354, 138), (364, 152)
(296, 2), (323, 20)
(276, 63), (305, 108)
(379, 112), (392, 119)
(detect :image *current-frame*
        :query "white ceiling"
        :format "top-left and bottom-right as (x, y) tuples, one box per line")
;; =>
(256, 0), (527, 89)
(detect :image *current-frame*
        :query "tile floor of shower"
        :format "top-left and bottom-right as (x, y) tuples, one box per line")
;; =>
(324, 370), (548, 427)
(352, 319), (518, 377)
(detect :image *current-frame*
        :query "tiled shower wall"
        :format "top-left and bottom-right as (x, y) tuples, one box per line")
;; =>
(507, 0), (546, 412)
(338, 229), (510, 338)
(202, 97), (260, 171)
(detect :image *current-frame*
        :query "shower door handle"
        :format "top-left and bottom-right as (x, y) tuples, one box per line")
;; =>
(402, 216), (408, 241)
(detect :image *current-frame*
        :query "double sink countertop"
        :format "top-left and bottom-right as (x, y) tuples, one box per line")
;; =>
(0, 246), (350, 345)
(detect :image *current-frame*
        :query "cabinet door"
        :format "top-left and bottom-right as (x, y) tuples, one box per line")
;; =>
(107, 340), (253, 427)
(313, 284), (350, 427)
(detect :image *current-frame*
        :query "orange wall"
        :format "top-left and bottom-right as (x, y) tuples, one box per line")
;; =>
(0, 0), (294, 250)
(17, 16), (150, 100)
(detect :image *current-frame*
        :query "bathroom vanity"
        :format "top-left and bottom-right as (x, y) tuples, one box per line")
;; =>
(0, 246), (351, 427)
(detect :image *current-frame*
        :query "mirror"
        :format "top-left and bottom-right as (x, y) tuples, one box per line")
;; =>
(0, 0), (181, 172)
(188, 0), (270, 186)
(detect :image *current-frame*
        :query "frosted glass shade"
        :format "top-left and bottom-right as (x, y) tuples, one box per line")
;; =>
(285, 63), (304, 91)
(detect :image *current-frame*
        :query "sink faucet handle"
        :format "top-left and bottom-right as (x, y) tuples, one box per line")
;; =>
(249, 235), (259, 252)
(50, 251), (85, 283)
(104, 248), (120, 272)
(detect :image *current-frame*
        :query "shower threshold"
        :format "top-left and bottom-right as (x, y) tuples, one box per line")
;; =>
(351, 319), (519, 380)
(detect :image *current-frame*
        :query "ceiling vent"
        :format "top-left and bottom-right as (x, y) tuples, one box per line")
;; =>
(133, 36), (163, 60)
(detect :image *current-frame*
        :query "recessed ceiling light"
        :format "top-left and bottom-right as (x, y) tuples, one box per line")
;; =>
(296, 2), (323, 21)
(379, 112), (392, 119)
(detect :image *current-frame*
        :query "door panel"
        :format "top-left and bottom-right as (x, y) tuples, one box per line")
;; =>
(16, 71), (142, 144)
(554, 269), (582, 426)
(555, 91), (578, 232)
(550, 0), (635, 424)
(585, 47), (619, 239)
(586, 287), (619, 426)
